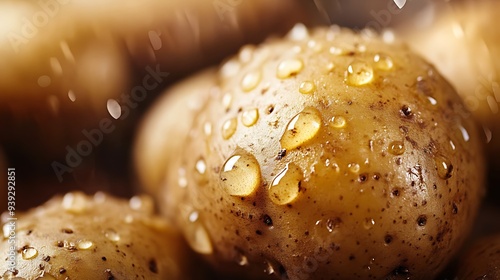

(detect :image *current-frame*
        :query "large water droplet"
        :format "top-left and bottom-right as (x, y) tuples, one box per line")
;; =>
(435, 155), (453, 179)
(269, 163), (303, 205)
(241, 71), (261, 92)
(388, 141), (405, 155)
(277, 58), (304, 79)
(373, 53), (394, 70)
(241, 108), (259, 127)
(221, 117), (238, 140)
(220, 152), (261, 197)
(346, 61), (374, 86)
(105, 229), (121, 242)
(329, 116), (346, 128)
(77, 240), (93, 250)
(299, 81), (315, 94)
(280, 107), (322, 150)
(22, 247), (38, 260)
(62, 192), (87, 213)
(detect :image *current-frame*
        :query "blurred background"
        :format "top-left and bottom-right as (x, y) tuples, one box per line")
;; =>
(0, 0), (499, 277)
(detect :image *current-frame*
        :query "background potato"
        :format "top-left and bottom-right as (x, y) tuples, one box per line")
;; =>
(154, 26), (486, 279)
(134, 69), (216, 196)
(0, 191), (210, 279)
(398, 0), (500, 171)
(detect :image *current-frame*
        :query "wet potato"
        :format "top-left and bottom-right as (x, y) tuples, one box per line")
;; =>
(151, 26), (486, 279)
(0, 192), (207, 280)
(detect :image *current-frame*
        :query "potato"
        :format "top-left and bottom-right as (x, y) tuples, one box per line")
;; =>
(0, 191), (207, 279)
(456, 233), (500, 279)
(152, 25), (486, 279)
(135, 68), (216, 196)
(398, 0), (500, 167)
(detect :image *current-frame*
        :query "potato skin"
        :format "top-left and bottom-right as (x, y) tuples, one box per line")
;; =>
(0, 192), (205, 279)
(158, 26), (486, 279)
(457, 233), (500, 279)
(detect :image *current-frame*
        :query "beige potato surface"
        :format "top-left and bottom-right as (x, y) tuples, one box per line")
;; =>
(0, 192), (206, 279)
(150, 25), (486, 279)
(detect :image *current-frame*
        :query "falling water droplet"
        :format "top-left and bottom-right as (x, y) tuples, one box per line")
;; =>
(280, 107), (322, 150)
(345, 61), (374, 86)
(221, 118), (238, 140)
(50, 57), (62, 75)
(269, 163), (303, 205)
(220, 152), (261, 197)
(148, 30), (162, 51)
(107, 99), (122, 119)
(67, 90), (76, 102)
